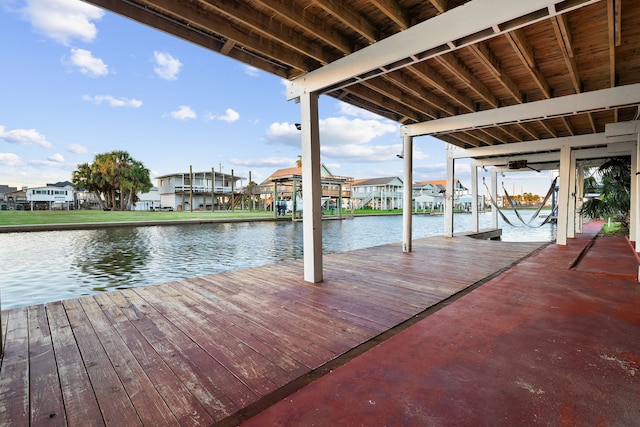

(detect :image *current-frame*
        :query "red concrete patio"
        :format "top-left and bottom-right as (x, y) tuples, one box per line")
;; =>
(242, 221), (640, 426)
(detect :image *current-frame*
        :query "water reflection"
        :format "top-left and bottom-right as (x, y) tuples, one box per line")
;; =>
(0, 212), (554, 309)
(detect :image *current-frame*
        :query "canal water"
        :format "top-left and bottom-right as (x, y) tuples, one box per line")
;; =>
(0, 211), (554, 309)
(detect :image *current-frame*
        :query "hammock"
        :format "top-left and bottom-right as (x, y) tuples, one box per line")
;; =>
(483, 176), (558, 228)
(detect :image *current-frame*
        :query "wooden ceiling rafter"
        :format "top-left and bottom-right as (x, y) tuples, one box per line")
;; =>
(369, 0), (411, 30)
(312, 0), (380, 44)
(467, 43), (524, 104)
(360, 77), (442, 120)
(252, 0), (353, 55)
(406, 62), (476, 113)
(428, 0), (450, 14)
(505, 28), (551, 99)
(381, 71), (458, 116)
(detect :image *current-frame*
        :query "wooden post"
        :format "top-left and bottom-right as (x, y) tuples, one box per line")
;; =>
(211, 168), (216, 212)
(231, 169), (235, 212)
(189, 165), (193, 213)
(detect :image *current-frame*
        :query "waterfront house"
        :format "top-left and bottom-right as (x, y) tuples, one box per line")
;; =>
(132, 187), (161, 211)
(352, 177), (403, 210)
(26, 181), (74, 210)
(261, 165), (353, 212)
(156, 171), (244, 211)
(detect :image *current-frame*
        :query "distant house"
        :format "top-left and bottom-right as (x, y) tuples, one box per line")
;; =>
(413, 179), (470, 211)
(351, 176), (404, 210)
(26, 181), (75, 210)
(156, 171), (244, 211)
(260, 164), (353, 212)
(132, 187), (161, 211)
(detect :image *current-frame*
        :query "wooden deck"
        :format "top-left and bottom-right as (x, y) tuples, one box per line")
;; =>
(0, 236), (545, 426)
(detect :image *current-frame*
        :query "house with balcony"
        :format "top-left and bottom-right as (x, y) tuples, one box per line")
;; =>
(260, 164), (353, 213)
(156, 171), (244, 211)
(26, 181), (75, 210)
(351, 176), (403, 210)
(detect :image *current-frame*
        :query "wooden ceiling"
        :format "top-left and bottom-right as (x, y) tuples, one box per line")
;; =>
(87, 0), (639, 149)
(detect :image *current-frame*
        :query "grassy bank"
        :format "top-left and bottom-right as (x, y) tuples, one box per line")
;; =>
(0, 210), (275, 226)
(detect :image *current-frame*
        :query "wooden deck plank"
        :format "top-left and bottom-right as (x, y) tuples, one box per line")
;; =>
(46, 301), (104, 426)
(0, 236), (549, 426)
(108, 290), (256, 413)
(0, 309), (30, 426)
(27, 305), (67, 426)
(92, 293), (216, 426)
(77, 297), (180, 426)
(134, 285), (286, 395)
(168, 279), (328, 369)
(63, 298), (143, 426)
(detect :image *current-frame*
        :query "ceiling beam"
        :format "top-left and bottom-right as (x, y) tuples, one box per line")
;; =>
(313, 0), (379, 44)
(370, 0), (410, 30)
(505, 29), (551, 98)
(429, 0), (449, 14)
(402, 84), (640, 136)
(551, 14), (581, 93)
(467, 43), (523, 103)
(287, 0), (599, 99)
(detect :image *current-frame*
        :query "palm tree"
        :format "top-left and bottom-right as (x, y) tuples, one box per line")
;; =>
(580, 157), (631, 229)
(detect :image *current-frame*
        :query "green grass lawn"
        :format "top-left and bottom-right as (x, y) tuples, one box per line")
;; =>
(0, 210), (275, 226)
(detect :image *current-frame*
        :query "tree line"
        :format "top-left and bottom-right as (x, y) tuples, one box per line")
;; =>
(72, 150), (152, 210)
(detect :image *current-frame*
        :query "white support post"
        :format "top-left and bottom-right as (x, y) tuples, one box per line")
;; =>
(444, 147), (455, 237)
(568, 152), (577, 238)
(576, 164), (584, 234)
(471, 161), (479, 232)
(402, 135), (413, 252)
(557, 146), (571, 245)
(491, 169), (499, 229)
(300, 91), (323, 283)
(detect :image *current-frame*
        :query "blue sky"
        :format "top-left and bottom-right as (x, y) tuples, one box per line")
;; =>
(0, 0), (554, 195)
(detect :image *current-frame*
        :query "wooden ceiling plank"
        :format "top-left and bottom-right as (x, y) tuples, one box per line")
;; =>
(370, 0), (410, 30)
(463, 130), (494, 146)
(434, 54), (499, 108)
(343, 85), (426, 123)
(428, 0), (449, 14)
(588, 113), (597, 133)
(450, 132), (482, 147)
(537, 119), (557, 138)
(516, 123), (539, 140)
(252, 0), (353, 54)
(438, 134), (473, 149)
(551, 15), (581, 93)
(561, 117), (575, 136)
(383, 71), (459, 116)
(90, 0), (307, 75)
(478, 128), (508, 144)
(505, 30), (551, 98)
(607, 0), (617, 87)
(361, 77), (441, 119)
(467, 43), (524, 104)
(407, 63), (476, 113)
(313, 0), (379, 44)
(198, 0), (336, 64)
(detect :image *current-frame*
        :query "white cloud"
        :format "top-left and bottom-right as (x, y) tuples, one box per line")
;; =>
(266, 116), (398, 147)
(170, 105), (197, 120)
(0, 125), (52, 148)
(82, 95), (143, 108)
(212, 108), (240, 123)
(68, 48), (108, 77)
(230, 157), (294, 168)
(0, 153), (22, 167)
(67, 144), (88, 154)
(28, 153), (67, 167)
(244, 65), (259, 77)
(19, 0), (104, 45)
(321, 143), (404, 163)
(153, 51), (182, 80)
